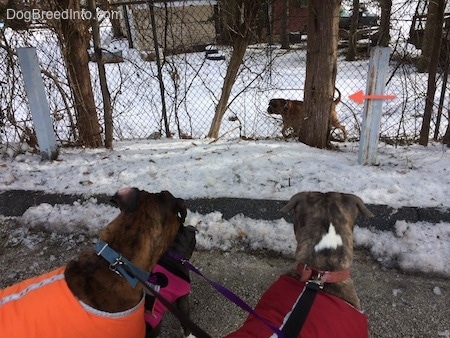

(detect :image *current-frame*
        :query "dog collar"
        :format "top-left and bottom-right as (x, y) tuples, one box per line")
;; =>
(95, 240), (153, 288)
(296, 263), (350, 284)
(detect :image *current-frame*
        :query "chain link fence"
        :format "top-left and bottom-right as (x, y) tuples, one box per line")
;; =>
(0, 1), (448, 153)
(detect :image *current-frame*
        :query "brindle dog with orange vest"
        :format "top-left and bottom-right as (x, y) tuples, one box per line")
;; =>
(0, 188), (186, 338)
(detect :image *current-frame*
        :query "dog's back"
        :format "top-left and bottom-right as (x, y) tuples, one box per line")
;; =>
(225, 275), (368, 338)
(0, 267), (146, 338)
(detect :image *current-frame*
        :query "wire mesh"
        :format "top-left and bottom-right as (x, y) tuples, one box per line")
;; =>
(0, 0), (448, 153)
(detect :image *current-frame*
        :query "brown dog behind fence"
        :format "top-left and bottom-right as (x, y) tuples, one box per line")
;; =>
(268, 88), (347, 140)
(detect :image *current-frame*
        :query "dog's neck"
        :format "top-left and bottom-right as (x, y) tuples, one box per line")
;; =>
(65, 233), (159, 313)
(65, 248), (146, 312)
(295, 262), (350, 284)
(293, 262), (361, 309)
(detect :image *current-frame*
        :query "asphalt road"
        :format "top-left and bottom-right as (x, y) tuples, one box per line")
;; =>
(1, 189), (450, 231)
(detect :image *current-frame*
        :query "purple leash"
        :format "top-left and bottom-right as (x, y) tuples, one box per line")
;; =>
(168, 251), (285, 338)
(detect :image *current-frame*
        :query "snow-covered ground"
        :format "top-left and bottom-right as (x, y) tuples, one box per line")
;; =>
(1, 138), (449, 277)
(0, 2), (449, 279)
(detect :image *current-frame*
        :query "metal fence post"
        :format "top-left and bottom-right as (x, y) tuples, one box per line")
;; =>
(17, 47), (58, 161)
(358, 46), (391, 165)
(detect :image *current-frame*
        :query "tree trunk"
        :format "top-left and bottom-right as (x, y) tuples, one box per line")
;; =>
(58, 0), (103, 148)
(89, 0), (113, 149)
(417, 0), (445, 73)
(280, 0), (289, 49)
(419, 0), (445, 146)
(108, 7), (125, 39)
(208, 0), (261, 139)
(208, 37), (249, 138)
(345, 0), (359, 61)
(377, 0), (392, 47)
(443, 124), (450, 147)
(98, 0), (124, 38)
(299, 0), (341, 148)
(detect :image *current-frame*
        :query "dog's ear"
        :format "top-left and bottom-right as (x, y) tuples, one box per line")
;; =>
(343, 193), (374, 218)
(176, 198), (187, 223)
(280, 192), (308, 213)
(110, 187), (140, 212)
(355, 198), (374, 219)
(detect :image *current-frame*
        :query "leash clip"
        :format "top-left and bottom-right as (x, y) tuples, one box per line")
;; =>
(308, 272), (324, 289)
(109, 255), (124, 276)
(306, 279), (323, 290)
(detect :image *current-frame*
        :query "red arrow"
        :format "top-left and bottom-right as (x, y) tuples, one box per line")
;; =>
(349, 90), (396, 104)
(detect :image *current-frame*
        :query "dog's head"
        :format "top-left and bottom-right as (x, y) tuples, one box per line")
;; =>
(267, 98), (290, 115)
(169, 224), (197, 260)
(281, 191), (373, 271)
(103, 188), (187, 270)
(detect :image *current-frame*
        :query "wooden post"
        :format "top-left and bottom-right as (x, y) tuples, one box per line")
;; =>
(17, 47), (58, 161)
(358, 47), (391, 165)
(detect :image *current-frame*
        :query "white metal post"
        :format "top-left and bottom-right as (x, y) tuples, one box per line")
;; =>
(358, 47), (391, 165)
(17, 47), (58, 161)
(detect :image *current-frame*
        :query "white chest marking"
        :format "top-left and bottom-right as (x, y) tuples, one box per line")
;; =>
(314, 223), (343, 252)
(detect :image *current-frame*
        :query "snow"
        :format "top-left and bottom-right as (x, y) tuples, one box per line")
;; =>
(1, 138), (449, 277)
(1, 2), (449, 279)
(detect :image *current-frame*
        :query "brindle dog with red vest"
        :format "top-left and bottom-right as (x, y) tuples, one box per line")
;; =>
(225, 191), (373, 338)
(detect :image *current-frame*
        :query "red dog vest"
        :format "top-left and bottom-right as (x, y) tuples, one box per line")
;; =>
(225, 275), (368, 338)
(0, 267), (145, 338)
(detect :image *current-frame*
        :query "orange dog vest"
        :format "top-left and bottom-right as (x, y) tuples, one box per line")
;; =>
(0, 267), (145, 338)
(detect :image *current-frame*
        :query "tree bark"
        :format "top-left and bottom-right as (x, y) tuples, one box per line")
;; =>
(417, 0), (445, 73)
(96, 0), (124, 38)
(208, 0), (261, 139)
(57, 0), (103, 147)
(280, 0), (290, 49)
(377, 0), (392, 47)
(345, 0), (359, 61)
(88, 0), (113, 149)
(419, 0), (445, 146)
(443, 124), (450, 147)
(299, 0), (341, 148)
(208, 37), (249, 139)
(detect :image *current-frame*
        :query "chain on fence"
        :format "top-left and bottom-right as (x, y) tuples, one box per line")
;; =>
(0, 0), (448, 154)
